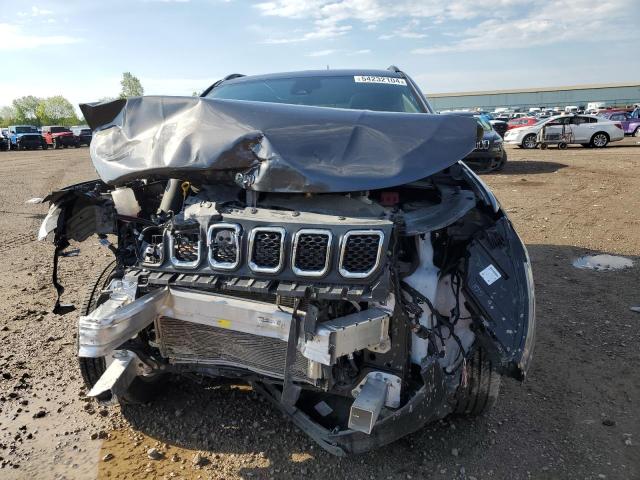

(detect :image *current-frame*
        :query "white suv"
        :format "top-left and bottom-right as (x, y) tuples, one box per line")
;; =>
(504, 114), (624, 149)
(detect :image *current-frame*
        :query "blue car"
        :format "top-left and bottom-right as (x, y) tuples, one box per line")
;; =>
(7, 125), (46, 150)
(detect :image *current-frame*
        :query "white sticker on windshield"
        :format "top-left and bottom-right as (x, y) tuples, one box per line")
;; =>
(479, 264), (502, 285)
(354, 75), (407, 86)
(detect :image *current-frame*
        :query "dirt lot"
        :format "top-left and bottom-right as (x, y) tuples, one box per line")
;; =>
(1, 139), (639, 480)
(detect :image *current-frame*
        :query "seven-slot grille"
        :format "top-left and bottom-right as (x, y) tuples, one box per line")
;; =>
(170, 230), (201, 267)
(207, 223), (241, 270)
(292, 229), (332, 277)
(339, 230), (384, 278)
(166, 224), (385, 278)
(249, 227), (285, 273)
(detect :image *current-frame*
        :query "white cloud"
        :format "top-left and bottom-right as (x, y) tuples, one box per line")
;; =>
(306, 49), (336, 57)
(348, 49), (371, 55)
(254, 0), (637, 53)
(18, 6), (54, 17)
(0, 23), (81, 50)
(412, 0), (633, 54)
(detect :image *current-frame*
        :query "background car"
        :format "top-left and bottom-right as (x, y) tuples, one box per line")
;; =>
(41, 126), (77, 149)
(504, 114), (624, 149)
(6, 125), (46, 150)
(71, 126), (93, 146)
(507, 117), (540, 130)
(443, 111), (507, 171)
(598, 111), (640, 136)
(0, 133), (8, 151)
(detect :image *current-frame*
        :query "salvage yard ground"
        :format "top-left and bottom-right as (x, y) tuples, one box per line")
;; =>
(0, 138), (639, 480)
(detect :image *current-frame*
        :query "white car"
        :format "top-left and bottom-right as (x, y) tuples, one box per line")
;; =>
(504, 114), (625, 149)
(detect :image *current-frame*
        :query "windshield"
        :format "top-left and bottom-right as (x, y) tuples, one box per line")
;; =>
(474, 114), (493, 132)
(15, 126), (38, 134)
(206, 75), (425, 113)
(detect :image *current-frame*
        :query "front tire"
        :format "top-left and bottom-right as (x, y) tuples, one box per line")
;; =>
(494, 150), (507, 171)
(522, 134), (537, 149)
(453, 348), (501, 416)
(590, 132), (609, 148)
(78, 262), (164, 404)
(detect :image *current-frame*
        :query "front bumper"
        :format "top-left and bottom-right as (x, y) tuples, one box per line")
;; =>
(53, 135), (76, 146)
(17, 135), (43, 148)
(463, 148), (504, 170)
(78, 284), (391, 373)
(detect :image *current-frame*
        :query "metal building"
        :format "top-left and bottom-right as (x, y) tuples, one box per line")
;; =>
(427, 82), (640, 112)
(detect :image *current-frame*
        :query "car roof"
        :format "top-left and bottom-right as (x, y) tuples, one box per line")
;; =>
(221, 69), (405, 85)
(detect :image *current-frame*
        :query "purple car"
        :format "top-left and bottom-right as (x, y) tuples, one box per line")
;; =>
(598, 110), (640, 136)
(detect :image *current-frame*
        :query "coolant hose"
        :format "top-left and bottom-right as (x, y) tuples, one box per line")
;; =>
(158, 178), (183, 215)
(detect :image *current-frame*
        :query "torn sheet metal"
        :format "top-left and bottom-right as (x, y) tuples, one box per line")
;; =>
(80, 96), (479, 192)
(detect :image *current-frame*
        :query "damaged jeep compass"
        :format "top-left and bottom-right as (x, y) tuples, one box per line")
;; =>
(38, 67), (535, 455)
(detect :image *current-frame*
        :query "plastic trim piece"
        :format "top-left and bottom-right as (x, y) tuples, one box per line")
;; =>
(291, 229), (333, 277)
(169, 231), (202, 269)
(248, 226), (286, 274)
(338, 230), (385, 279)
(207, 223), (242, 270)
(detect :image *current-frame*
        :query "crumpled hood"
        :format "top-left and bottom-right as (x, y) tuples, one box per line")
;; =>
(80, 96), (479, 193)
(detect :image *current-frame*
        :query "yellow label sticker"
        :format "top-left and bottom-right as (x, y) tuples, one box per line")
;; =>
(217, 319), (232, 328)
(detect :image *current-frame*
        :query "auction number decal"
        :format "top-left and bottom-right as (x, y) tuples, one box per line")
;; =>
(354, 76), (407, 85)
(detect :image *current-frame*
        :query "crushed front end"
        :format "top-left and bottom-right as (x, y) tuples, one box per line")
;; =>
(39, 95), (534, 455)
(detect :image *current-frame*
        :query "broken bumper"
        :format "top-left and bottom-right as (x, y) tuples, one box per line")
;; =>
(78, 286), (391, 374)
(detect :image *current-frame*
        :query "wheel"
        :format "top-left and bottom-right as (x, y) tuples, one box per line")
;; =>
(521, 134), (537, 149)
(42, 143), (48, 150)
(539, 143), (547, 150)
(453, 347), (501, 416)
(78, 261), (165, 404)
(590, 132), (609, 148)
(494, 150), (507, 171)
(62, 144), (68, 149)
(558, 142), (568, 150)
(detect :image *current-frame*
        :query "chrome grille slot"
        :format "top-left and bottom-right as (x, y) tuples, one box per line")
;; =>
(292, 229), (332, 277)
(339, 230), (384, 278)
(208, 223), (241, 270)
(156, 317), (310, 381)
(140, 227), (164, 266)
(249, 227), (285, 273)
(169, 227), (201, 268)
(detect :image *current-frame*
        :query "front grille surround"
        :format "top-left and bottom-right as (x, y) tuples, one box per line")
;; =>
(248, 227), (286, 274)
(339, 230), (385, 279)
(207, 223), (241, 270)
(169, 230), (202, 268)
(291, 229), (333, 277)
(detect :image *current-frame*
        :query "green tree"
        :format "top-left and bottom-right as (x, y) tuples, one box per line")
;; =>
(0, 105), (17, 127)
(119, 72), (144, 99)
(12, 96), (42, 124)
(191, 91), (200, 97)
(36, 96), (79, 126)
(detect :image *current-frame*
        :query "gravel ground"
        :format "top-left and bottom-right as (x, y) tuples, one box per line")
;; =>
(0, 139), (639, 480)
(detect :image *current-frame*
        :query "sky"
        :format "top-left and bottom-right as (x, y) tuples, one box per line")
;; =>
(1, 0), (639, 110)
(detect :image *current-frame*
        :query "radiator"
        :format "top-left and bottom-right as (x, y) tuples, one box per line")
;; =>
(156, 316), (311, 382)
